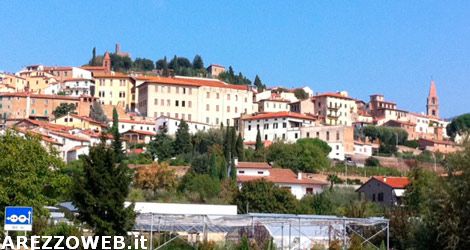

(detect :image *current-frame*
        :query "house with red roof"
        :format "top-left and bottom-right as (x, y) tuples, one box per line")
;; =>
(235, 160), (328, 199)
(356, 176), (410, 206)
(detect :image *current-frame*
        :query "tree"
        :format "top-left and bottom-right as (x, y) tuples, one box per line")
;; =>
(208, 153), (219, 179)
(255, 129), (263, 151)
(253, 75), (265, 92)
(133, 58), (155, 71)
(71, 142), (135, 236)
(134, 162), (177, 194)
(174, 120), (192, 155)
(111, 107), (124, 162)
(447, 113), (470, 140)
(192, 55), (204, 70)
(224, 126), (233, 161)
(236, 133), (245, 161)
(109, 53), (132, 72)
(294, 88), (309, 100)
(89, 101), (108, 123)
(236, 179), (299, 214)
(180, 174), (221, 202)
(148, 126), (174, 161)
(90, 47), (97, 66)
(267, 139), (330, 173)
(52, 103), (77, 118)
(0, 132), (69, 222)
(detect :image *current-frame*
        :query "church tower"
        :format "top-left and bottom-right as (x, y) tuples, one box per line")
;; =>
(426, 80), (439, 118)
(103, 51), (111, 72)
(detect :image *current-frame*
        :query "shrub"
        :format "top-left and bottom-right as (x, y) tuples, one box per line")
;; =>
(404, 140), (419, 148)
(365, 157), (380, 167)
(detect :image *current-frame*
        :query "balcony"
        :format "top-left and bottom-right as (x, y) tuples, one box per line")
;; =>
(327, 105), (340, 111)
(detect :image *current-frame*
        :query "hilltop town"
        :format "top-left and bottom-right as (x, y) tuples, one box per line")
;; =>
(1, 45), (469, 249)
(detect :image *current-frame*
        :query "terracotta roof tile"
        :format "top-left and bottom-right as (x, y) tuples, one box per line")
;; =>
(237, 168), (329, 185)
(373, 176), (410, 189)
(236, 162), (272, 169)
(241, 111), (317, 121)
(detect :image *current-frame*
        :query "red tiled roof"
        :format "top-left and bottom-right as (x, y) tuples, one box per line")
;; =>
(14, 127), (63, 145)
(49, 131), (90, 142)
(241, 111), (317, 121)
(80, 129), (113, 139)
(93, 72), (131, 79)
(70, 114), (107, 127)
(236, 162), (272, 169)
(81, 66), (106, 71)
(139, 76), (250, 91)
(419, 138), (456, 146)
(62, 78), (94, 82)
(44, 66), (73, 71)
(119, 119), (155, 125)
(22, 119), (73, 132)
(0, 92), (81, 101)
(237, 168), (328, 185)
(373, 176), (410, 189)
(315, 92), (355, 101)
(122, 130), (156, 136)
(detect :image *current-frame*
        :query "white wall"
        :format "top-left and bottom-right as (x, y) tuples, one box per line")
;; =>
(237, 168), (270, 177)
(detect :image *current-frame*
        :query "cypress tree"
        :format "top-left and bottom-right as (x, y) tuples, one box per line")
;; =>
(255, 128), (263, 151)
(111, 107), (124, 162)
(209, 153), (219, 179)
(174, 120), (192, 155)
(224, 126), (232, 161)
(230, 127), (237, 157)
(236, 133), (244, 161)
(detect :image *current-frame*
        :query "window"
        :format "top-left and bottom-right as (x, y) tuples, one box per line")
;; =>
(283, 123), (287, 128)
(264, 124), (269, 129)
(216, 105), (219, 111)
(161, 99), (164, 106)
(227, 106), (230, 112)
(175, 113), (179, 119)
(183, 88), (186, 94)
(372, 194), (376, 201)
(154, 99), (158, 105)
(216, 93), (220, 99)
(306, 132), (310, 138)
(176, 87), (179, 94)
(216, 118), (219, 125)
(206, 117), (209, 123)
(167, 99), (170, 106)
(227, 94), (231, 100)
(206, 92), (210, 98)
(167, 87), (171, 93)
(188, 114), (192, 121)
(182, 101), (185, 107)
(282, 134), (285, 139)
(326, 132), (330, 141)
(378, 192), (384, 202)
(273, 123), (278, 129)
(257, 171), (263, 175)
(248, 125), (251, 131)
(336, 132), (340, 140)
(155, 85), (159, 92)
(175, 100), (179, 107)
(238, 170), (245, 174)
(206, 104), (210, 111)
(235, 107), (238, 113)
(306, 188), (313, 194)
(188, 101), (192, 108)
(295, 133), (298, 139)
(264, 134), (268, 140)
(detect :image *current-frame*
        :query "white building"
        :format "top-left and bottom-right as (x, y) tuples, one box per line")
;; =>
(353, 141), (373, 157)
(62, 78), (95, 96)
(235, 161), (328, 199)
(236, 111), (317, 143)
(113, 118), (156, 134)
(155, 116), (216, 136)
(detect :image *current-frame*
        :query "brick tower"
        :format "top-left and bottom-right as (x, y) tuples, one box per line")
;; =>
(103, 51), (111, 72)
(426, 80), (439, 118)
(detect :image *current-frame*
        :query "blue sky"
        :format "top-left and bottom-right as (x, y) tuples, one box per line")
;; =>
(1, 0), (469, 118)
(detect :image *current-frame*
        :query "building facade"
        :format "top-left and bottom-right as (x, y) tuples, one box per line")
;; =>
(137, 76), (254, 126)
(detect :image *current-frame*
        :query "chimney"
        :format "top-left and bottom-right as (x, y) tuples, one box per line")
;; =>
(383, 177), (387, 183)
(297, 172), (302, 180)
(233, 157), (238, 167)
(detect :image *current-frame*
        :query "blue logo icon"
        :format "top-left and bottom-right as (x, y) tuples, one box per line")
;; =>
(4, 207), (33, 231)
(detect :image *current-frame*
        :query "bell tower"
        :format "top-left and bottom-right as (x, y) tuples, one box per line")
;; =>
(426, 80), (439, 118)
(103, 51), (111, 72)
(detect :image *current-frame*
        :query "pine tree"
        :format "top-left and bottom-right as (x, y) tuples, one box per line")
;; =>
(255, 128), (263, 151)
(111, 107), (124, 162)
(72, 143), (135, 236)
(174, 120), (192, 155)
(236, 133), (244, 161)
(229, 158), (237, 181)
